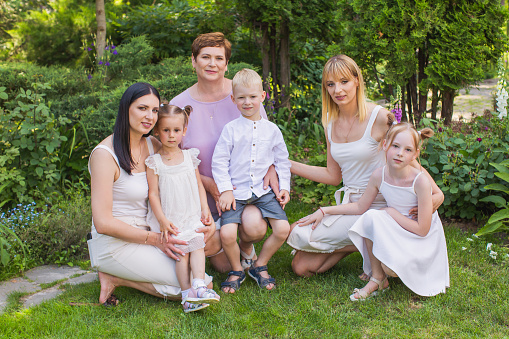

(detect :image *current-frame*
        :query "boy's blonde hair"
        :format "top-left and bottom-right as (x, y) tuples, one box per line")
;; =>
(321, 55), (367, 126)
(232, 68), (264, 94)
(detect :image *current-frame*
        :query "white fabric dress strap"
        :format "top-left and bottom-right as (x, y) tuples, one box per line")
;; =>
(146, 137), (154, 155)
(88, 145), (119, 173)
(362, 105), (382, 138)
(327, 121), (333, 144)
(412, 171), (424, 192)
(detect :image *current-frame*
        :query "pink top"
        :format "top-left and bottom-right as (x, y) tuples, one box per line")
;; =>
(171, 89), (267, 217)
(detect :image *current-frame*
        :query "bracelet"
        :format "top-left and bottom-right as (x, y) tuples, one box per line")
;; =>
(319, 207), (325, 216)
(144, 231), (150, 244)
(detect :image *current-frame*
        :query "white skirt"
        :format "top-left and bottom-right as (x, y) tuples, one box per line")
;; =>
(287, 187), (387, 253)
(87, 216), (212, 297)
(348, 209), (449, 296)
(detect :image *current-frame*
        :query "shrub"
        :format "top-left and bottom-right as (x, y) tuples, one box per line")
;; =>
(108, 35), (155, 80)
(420, 112), (509, 220)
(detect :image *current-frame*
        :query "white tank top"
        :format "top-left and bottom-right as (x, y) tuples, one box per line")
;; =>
(327, 105), (385, 191)
(88, 137), (154, 219)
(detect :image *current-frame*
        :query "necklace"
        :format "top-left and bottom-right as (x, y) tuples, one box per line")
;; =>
(344, 115), (358, 143)
(160, 149), (181, 161)
(195, 79), (226, 120)
(134, 139), (143, 165)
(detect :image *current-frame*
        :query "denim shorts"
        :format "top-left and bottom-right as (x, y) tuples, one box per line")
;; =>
(220, 191), (288, 226)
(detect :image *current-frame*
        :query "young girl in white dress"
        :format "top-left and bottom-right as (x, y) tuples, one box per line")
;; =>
(297, 122), (449, 301)
(146, 103), (220, 313)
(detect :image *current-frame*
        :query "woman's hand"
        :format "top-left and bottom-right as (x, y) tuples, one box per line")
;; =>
(155, 234), (187, 261)
(297, 208), (325, 230)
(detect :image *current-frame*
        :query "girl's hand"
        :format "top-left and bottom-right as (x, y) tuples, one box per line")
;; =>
(277, 189), (290, 209)
(297, 208), (325, 230)
(160, 219), (178, 243)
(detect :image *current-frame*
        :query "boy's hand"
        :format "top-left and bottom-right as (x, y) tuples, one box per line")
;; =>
(277, 189), (290, 209)
(297, 208), (325, 230)
(219, 191), (236, 212)
(160, 219), (178, 243)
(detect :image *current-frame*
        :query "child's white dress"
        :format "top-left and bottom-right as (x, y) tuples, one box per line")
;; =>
(146, 149), (205, 253)
(348, 167), (450, 296)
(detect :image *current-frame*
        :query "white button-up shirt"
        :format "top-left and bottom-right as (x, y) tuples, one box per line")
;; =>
(212, 116), (291, 200)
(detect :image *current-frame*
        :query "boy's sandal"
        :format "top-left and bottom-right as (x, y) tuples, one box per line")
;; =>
(186, 286), (220, 304)
(350, 276), (389, 302)
(182, 301), (209, 313)
(221, 270), (246, 293)
(248, 264), (276, 290)
(240, 245), (257, 270)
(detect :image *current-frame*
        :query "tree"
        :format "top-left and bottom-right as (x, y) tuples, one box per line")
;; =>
(95, 0), (106, 61)
(235, 0), (336, 109)
(334, 0), (507, 125)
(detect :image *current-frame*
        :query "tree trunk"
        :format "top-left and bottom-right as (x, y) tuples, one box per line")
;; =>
(279, 19), (291, 111)
(431, 86), (439, 120)
(260, 22), (270, 96)
(95, 0), (106, 61)
(409, 73), (418, 124)
(417, 46), (428, 120)
(269, 23), (278, 108)
(442, 89), (455, 125)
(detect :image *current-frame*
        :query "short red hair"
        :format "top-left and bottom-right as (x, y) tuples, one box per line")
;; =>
(191, 32), (232, 63)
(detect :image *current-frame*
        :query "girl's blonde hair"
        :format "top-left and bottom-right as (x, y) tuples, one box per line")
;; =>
(381, 122), (434, 152)
(321, 55), (367, 126)
(156, 101), (192, 128)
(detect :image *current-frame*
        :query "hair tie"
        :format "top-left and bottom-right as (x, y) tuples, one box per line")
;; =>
(392, 121), (397, 125)
(418, 131), (421, 136)
(160, 103), (165, 107)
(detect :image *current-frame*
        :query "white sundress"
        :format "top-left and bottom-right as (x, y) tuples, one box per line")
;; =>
(348, 167), (450, 296)
(146, 148), (205, 253)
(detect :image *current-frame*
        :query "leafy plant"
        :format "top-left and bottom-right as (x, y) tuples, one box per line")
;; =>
(0, 183), (27, 267)
(476, 159), (509, 237)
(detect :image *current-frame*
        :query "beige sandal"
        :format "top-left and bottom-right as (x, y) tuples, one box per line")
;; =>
(240, 244), (257, 270)
(349, 276), (389, 301)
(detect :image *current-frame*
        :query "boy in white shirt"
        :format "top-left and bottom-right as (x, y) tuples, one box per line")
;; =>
(212, 68), (291, 293)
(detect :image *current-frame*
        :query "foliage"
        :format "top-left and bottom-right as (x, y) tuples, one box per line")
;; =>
(0, 190), (91, 277)
(0, 183), (27, 268)
(420, 113), (509, 220)
(6, 0), (96, 66)
(107, 35), (155, 81)
(333, 0), (508, 124)
(0, 83), (71, 205)
(476, 159), (509, 237)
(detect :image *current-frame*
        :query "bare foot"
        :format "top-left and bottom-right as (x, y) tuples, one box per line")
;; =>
(98, 271), (117, 304)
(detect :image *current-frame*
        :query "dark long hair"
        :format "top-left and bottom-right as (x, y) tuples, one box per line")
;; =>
(113, 82), (160, 175)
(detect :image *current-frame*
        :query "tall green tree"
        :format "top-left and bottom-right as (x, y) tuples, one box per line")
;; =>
(235, 0), (336, 109)
(334, 0), (507, 125)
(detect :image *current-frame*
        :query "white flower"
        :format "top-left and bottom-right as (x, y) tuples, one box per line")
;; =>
(467, 238), (473, 242)
(489, 251), (498, 260)
(472, 234), (479, 239)
(462, 247), (467, 251)
(486, 243), (493, 251)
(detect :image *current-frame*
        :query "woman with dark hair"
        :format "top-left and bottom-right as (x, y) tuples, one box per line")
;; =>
(171, 33), (278, 291)
(87, 82), (214, 306)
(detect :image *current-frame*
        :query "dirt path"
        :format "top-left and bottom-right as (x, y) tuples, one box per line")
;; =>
(452, 78), (498, 120)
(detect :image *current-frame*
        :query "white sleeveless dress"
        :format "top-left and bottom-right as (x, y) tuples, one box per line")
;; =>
(87, 138), (212, 297)
(287, 106), (387, 253)
(146, 149), (205, 253)
(348, 167), (449, 296)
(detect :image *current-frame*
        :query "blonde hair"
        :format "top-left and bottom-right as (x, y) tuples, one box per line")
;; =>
(156, 101), (192, 129)
(381, 122), (434, 153)
(232, 68), (264, 94)
(321, 55), (367, 126)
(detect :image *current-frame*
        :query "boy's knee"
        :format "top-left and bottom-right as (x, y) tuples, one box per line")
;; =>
(220, 225), (238, 244)
(272, 221), (290, 239)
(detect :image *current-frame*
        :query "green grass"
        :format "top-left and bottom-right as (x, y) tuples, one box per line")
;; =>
(1, 201), (508, 338)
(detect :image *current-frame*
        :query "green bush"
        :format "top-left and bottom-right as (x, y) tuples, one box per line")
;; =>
(108, 36), (155, 81)
(420, 113), (509, 220)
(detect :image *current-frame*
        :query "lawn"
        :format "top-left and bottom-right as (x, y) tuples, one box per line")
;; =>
(0, 201), (508, 338)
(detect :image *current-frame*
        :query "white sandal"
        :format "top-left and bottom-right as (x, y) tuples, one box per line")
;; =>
(182, 301), (209, 313)
(349, 276), (389, 301)
(186, 286), (220, 304)
(240, 244), (257, 270)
